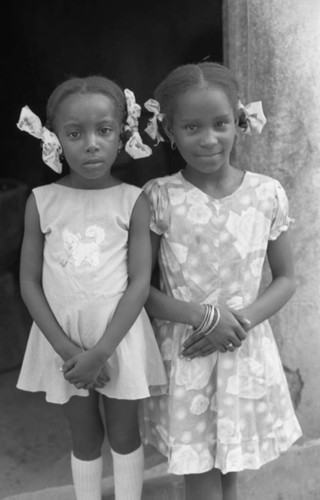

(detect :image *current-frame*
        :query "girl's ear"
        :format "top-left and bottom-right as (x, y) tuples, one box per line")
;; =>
(162, 117), (174, 142)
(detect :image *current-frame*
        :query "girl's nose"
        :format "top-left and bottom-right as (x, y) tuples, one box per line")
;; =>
(200, 130), (218, 147)
(86, 143), (98, 152)
(85, 135), (99, 152)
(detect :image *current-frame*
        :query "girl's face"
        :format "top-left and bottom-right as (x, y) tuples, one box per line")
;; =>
(168, 86), (236, 178)
(54, 93), (122, 188)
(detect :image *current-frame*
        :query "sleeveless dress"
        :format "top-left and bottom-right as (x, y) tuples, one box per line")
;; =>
(141, 170), (302, 475)
(17, 182), (167, 404)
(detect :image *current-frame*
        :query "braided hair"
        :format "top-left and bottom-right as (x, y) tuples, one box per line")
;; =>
(154, 62), (239, 128)
(46, 75), (127, 132)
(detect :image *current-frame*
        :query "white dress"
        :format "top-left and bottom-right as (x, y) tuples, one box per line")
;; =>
(141, 170), (302, 475)
(17, 183), (167, 404)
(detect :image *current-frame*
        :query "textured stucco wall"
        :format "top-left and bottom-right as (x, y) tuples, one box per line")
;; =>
(224, 0), (320, 438)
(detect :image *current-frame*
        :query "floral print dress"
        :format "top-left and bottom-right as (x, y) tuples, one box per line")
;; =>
(142, 170), (302, 475)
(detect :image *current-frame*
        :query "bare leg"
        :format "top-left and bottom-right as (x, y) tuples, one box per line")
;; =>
(221, 472), (238, 500)
(184, 468), (222, 500)
(103, 397), (140, 454)
(103, 397), (143, 500)
(63, 392), (104, 499)
(63, 391), (105, 459)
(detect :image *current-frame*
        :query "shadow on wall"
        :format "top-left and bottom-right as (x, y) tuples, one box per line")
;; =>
(5, 0), (222, 188)
(0, 179), (31, 373)
(1, 0), (223, 371)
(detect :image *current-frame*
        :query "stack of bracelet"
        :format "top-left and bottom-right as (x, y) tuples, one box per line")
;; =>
(193, 304), (220, 336)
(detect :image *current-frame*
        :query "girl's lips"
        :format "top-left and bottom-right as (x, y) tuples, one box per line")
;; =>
(197, 152), (222, 157)
(83, 159), (104, 165)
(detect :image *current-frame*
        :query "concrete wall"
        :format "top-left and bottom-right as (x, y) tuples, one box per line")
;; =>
(224, 0), (320, 440)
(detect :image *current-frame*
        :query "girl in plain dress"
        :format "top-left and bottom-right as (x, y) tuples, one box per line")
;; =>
(16, 76), (167, 500)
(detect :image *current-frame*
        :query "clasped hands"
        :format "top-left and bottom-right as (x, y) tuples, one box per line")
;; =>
(180, 306), (251, 359)
(61, 348), (110, 391)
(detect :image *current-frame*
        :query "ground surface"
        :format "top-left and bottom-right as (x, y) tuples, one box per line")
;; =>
(0, 369), (164, 499)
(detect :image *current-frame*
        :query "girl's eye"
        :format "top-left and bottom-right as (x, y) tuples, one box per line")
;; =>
(67, 131), (80, 139)
(185, 125), (197, 131)
(100, 127), (112, 135)
(215, 121), (228, 129)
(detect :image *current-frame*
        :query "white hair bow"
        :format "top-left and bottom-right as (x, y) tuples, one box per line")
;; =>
(17, 106), (63, 173)
(237, 100), (267, 135)
(144, 99), (165, 145)
(124, 89), (152, 159)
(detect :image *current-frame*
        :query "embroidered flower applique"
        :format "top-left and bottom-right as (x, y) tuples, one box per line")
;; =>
(61, 225), (105, 267)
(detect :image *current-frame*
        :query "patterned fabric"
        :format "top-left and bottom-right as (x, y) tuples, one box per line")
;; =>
(17, 183), (167, 404)
(17, 106), (62, 173)
(141, 170), (302, 475)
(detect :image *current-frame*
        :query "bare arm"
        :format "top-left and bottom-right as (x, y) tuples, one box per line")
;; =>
(145, 232), (206, 326)
(145, 232), (248, 356)
(181, 232), (295, 358)
(63, 192), (153, 386)
(20, 193), (81, 361)
(240, 230), (296, 328)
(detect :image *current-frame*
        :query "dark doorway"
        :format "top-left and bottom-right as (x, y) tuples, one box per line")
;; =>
(4, 0), (223, 189)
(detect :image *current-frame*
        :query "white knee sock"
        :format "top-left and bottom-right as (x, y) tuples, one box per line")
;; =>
(71, 453), (103, 500)
(111, 445), (144, 500)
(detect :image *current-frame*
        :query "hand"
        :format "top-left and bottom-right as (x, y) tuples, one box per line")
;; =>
(180, 331), (217, 359)
(62, 349), (105, 389)
(91, 365), (110, 390)
(181, 305), (249, 358)
(231, 309), (251, 331)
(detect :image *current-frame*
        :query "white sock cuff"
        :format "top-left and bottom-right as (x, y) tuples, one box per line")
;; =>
(111, 445), (144, 500)
(71, 453), (103, 500)
(111, 444), (143, 462)
(71, 453), (103, 466)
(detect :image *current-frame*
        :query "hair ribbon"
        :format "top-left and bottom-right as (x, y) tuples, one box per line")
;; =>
(237, 100), (267, 135)
(143, 98), (267, 144)
(17, 106), (63, 173)
(144, 99), (165, 145)
(124, 89), (152, 159)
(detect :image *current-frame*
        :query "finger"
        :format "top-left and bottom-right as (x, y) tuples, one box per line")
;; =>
(229, 335), (242, 347)
(64, 371), (86, 385)
(232, 311), (251, 330)
(235, 326), (247, 341)
(182, 332), (204, 350)
(181, 337), (206, 355)
(218, 345), (228, 353)
(95, 378), (107, 387)
(225, 343), (236, 352)
(240, 317), (251, 328)
(192, 346), (217, 358)
(61, 359), (76, 373)
(181, 338), (211, 357)
(63, 368), (78, 381)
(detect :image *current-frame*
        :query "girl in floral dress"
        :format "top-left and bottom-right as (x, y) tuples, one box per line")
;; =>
(141, 62), (302, 500)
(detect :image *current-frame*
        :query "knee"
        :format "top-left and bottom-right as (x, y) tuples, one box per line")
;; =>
(71, 426), (105, 460)
(107, 423), (141, 454)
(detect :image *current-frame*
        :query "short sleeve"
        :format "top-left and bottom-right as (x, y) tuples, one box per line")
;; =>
(143, 178), (171, 235)
(269, 181), (294, 240)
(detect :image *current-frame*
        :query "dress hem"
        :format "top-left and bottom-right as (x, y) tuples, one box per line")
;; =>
(143, 429), (302, 475)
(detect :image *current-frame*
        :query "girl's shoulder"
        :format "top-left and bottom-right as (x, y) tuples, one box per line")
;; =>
(32, 182), (59, 200)
(143, 172), (183, 194)
(117, 182), (142, 195)
(32, 182), (55, 193)
(244, 171), (286, 195)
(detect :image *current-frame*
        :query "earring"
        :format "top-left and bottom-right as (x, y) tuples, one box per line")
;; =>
(170, 140), (176, 150)
(60, 152), (65, 161)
